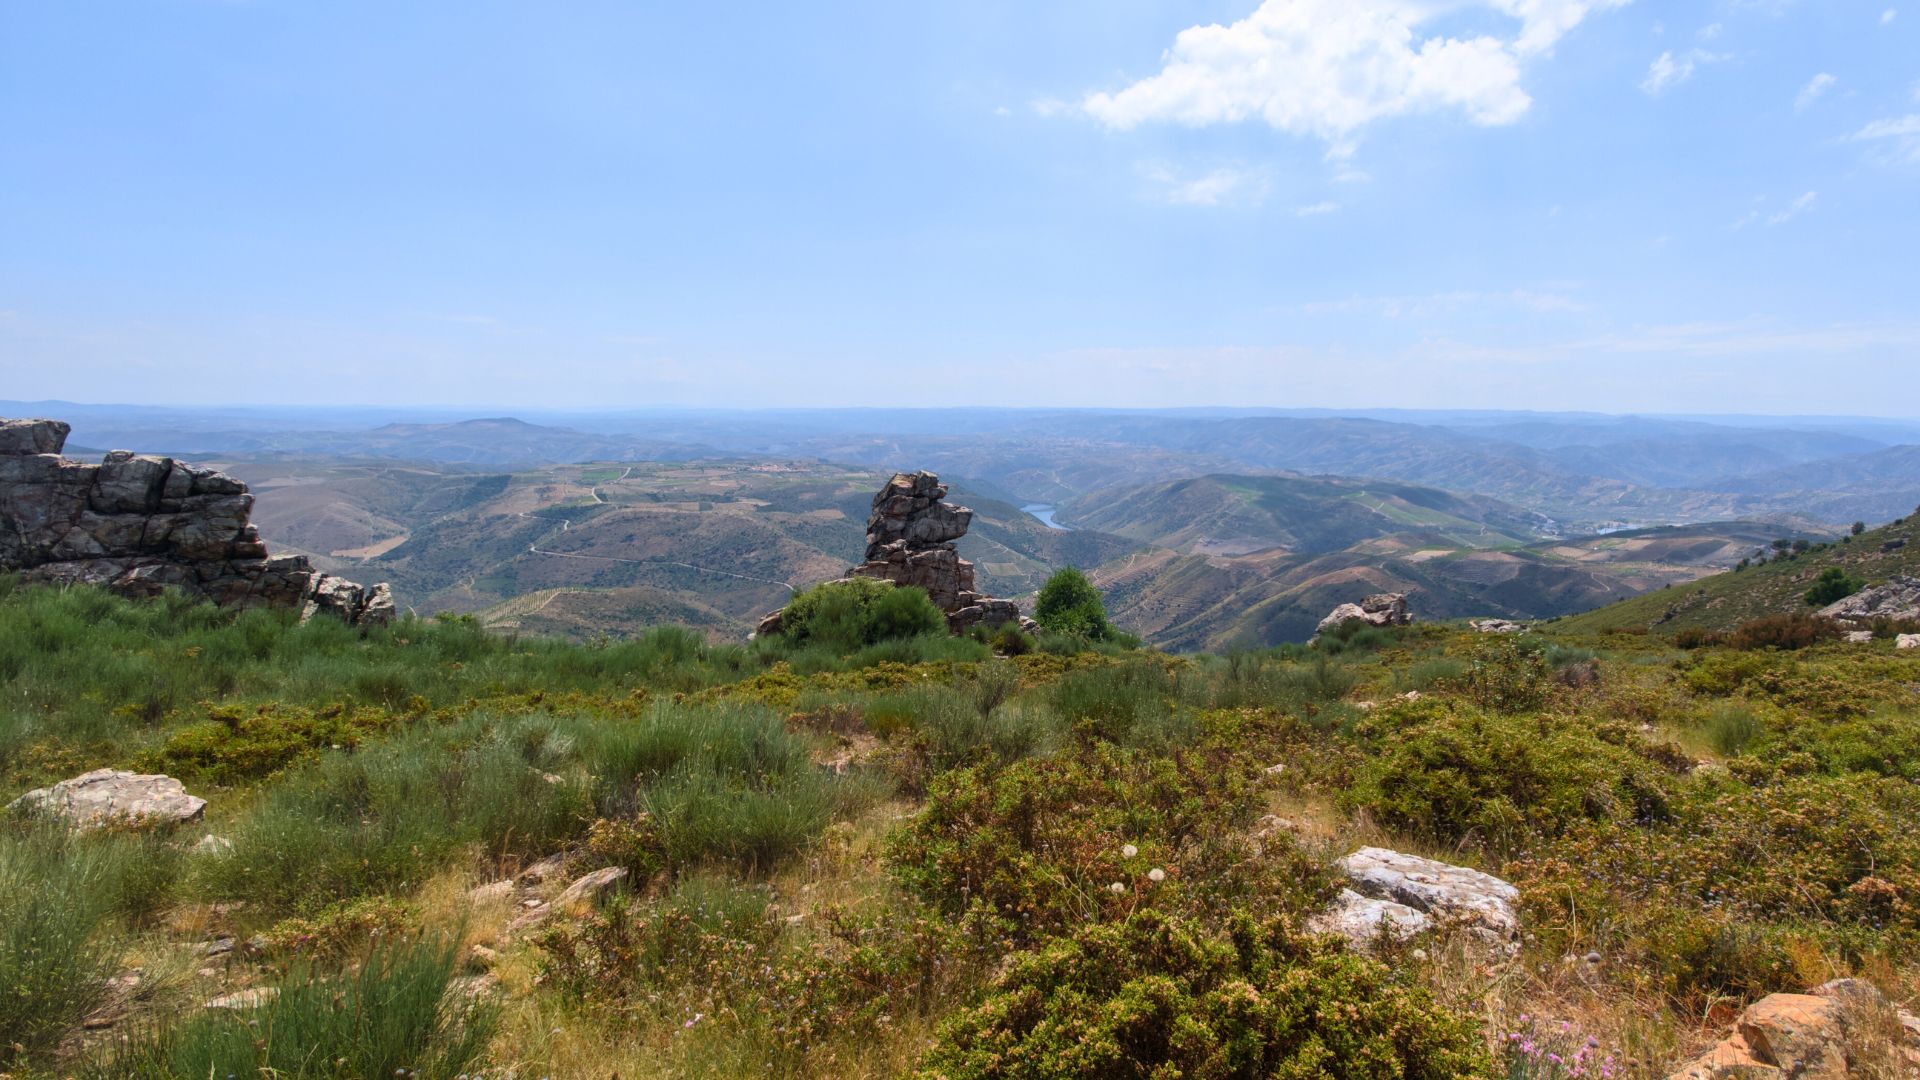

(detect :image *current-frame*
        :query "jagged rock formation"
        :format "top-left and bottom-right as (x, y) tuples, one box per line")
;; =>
(757, 471), (1029, 637)
(1820, 574), (1920, 626)
(1471, 618), (1528, 634)
(1667, 979), (1920, 1079)
(1313, 592), (1413, 639)
(7, 769), (207, 830)
(0, 418), (393, 625)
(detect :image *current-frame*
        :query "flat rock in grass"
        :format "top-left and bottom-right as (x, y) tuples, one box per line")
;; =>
(1307, 888), (1433, 948)
(7, 768), (206, 830)
(516, 852), (571, 887)
(1335, 847), (1520, 943)
(555, 867), (628, 912)
(1898, 634), (1920, 650)
(204, 987), (278, 1010)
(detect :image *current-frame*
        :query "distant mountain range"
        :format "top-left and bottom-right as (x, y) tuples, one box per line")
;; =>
(13, 401), (1918, 530)
(9, 401), (1918, 646)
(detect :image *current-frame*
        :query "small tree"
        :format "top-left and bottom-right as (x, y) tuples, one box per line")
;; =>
(1034, 567), (1115, 640)
(1852, 521), (1867, 536)
(1803, 566), (1865, 607)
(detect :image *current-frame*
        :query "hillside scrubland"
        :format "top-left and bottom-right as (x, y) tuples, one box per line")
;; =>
(2, 574), (1917, 1078)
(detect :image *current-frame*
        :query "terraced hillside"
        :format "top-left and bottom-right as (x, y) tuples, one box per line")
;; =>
(1070, 476), (1812, 649)
(215, 458), (1138, 640)
(1060, 474), (1551, 555)
(1553, 514), (1920, 637)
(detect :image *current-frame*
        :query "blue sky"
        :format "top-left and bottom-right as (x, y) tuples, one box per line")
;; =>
(1, 1), (1915, 413)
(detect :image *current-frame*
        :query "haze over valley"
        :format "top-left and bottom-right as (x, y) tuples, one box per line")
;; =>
(14, 400), (1905, 649)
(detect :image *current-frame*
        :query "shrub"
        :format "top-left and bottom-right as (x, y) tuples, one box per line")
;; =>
(916, 910), (1489, 1080)
(776, 579), (946, 651)
(1804, 567), (1865, 607)
(89, 935), (495, 1080)
(1700, 701), (1763, 756)
(199, 712), (594, 913)
(1673, 627), (1724, 650)
(1343, 706), (1673, 849)
(1446, 637), (1554, 713)
(888, 743), (1316, 945)
(1726, 613), (1840, 651)
(538, 879), (984, 1066)
(1033, 568), (1116, 641)
(1048, 659), (1192, 747)
(0, 820), (136, 1062)
(988, 622), (1034, 656)
(1512, 773), (1920, 1006)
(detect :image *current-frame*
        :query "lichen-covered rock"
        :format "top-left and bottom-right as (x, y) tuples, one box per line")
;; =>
(1335, 847), (1519, 943)
(1307, 887), (1433, 947)
(0, 418), (71, 455)
(1820, 574), (1920, 626)
(0, 417), (391, 626)
(1472, 618), (1527, 634)
(8, 769), (207, 830)
(1898, 634), (1920, 650)
(1314, 592), (1413, 638)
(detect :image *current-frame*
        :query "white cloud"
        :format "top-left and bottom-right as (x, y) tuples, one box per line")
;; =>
(1698, 22), (1723, 39)
(1850, 113), (1920, 163)
(1141, 164), (1271, 206)
(1294, 201), (1341, 216)
(1767, 191), (1817, 225)
(1079, 0), (1628, 147)
(1794, 72), (1836, 111)
(1641, 49), (1726, 96)
(1883, 9), (1898, 25)
(1733, 191), (1818, 229)
(1855, 114), (1920, 139)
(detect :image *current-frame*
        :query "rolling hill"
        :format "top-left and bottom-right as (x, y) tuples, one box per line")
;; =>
(1552, 516), (1920, 637)
(1059, 474), (1551, 555)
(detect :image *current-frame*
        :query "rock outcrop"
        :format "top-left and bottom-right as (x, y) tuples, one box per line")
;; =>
(7, 769), (207, 830)
(1315, 847), (1520, 949)
(756, 472), (1030, 637)
(1472, 618), (1528, 634)
(1314, 592), (1413, 639)
(0, 418), (392, 625)
(1667, 979), (1920, 1079)
(1820, 575), (1920, 627)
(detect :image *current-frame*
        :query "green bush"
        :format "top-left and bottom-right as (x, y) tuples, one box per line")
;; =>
(538, 877), (983, 1067)
(776, 579), (946, 651)
(1804, 567), (1865, 607)
(199, 712), (592, 913)
(1343, 705), (1673, 849)
(0, 820), (138, 1063)
(889, 742), (1317, 945)
(916, 910), (1489, 1080)
(1048, 660), (1193, 748)
(1512, 772), (1920, 1006)
(1445, 637), (1554, 713)
(89, 935), (495, 1079)
(1700, 701), (1763, 756)
(1033, 568), (1116, 641)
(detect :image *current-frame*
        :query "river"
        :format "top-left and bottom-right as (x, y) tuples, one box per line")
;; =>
(1022, 504), (1072, 531)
